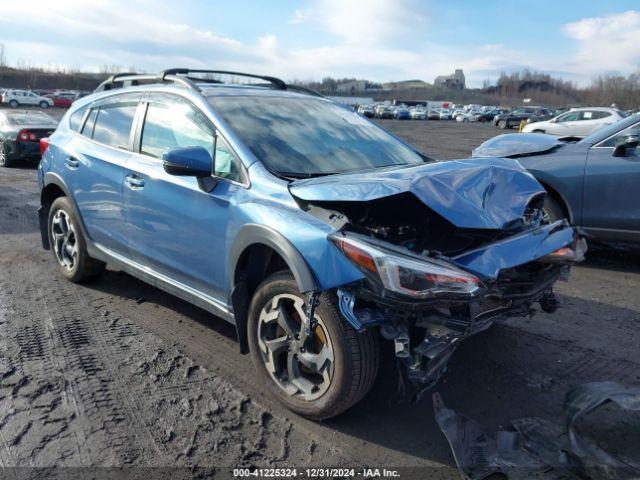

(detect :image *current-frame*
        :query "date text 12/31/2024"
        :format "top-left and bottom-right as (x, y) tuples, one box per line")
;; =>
(233, 468), (401, 478)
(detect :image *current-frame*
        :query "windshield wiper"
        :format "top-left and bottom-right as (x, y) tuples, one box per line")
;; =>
(277, 171), (339, 180)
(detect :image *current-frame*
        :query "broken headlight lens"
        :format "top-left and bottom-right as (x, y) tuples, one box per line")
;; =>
(332, 235), (481, 298)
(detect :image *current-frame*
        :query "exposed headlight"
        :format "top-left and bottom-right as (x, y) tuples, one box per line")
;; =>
(331, 234), (481, 299)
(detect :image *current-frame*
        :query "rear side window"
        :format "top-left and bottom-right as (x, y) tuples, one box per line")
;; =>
(92, 104), (137, 149)
(584, 111), (610, 120)
(140, 99), (214, 158)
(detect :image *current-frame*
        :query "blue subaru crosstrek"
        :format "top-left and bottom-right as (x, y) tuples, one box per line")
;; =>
(38, 69), (586, 419)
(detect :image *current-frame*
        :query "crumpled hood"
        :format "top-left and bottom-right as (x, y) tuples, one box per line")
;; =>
(289, 158), (545, 230)
(472, 133), (565, 158)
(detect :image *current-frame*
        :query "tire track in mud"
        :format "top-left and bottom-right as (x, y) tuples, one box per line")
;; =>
(0, 233), (345, 468)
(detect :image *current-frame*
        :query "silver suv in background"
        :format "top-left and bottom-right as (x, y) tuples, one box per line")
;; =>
(1, 89), (54, 108)
(523, 107), (628, 137)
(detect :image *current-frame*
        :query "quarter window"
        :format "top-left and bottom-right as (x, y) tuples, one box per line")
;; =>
(91, 104), (137, 149)
(69, 107), (87, 132)
(584, 111), (610, 120)
(141, 99), (214, 159)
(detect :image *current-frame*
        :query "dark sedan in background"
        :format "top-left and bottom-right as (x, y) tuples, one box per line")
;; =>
(475, 108), (509, 122)
(473, 114), (640, 246)
(0, 110), (58, 167)
(494, 106), (554, 129)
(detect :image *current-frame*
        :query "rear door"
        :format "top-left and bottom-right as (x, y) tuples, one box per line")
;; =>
(579, 110), (614, 136)
(583, 120), (640, 242)
(25, 92), (40, 106)
(63, 93), (140, 255)
(124, 92), (247, 300)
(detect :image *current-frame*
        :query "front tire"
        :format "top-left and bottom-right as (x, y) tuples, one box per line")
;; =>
(48, 197), (105, 283)
(498, 119), (508, 129)
(39, 101), (49, 108)
(9, 100), (18, 108)
(247, 272), (379, 420)
(543, 196), (565, 223)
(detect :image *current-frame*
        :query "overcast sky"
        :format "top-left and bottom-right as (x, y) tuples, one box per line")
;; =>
(1, 0), (639, 87)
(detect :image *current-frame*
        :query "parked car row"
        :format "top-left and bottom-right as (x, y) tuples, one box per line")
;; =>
(358, 103), (503, 121)
(0, 88), (91, 109)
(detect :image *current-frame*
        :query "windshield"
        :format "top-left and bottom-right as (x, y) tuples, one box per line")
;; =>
(208, 95), (427, 177)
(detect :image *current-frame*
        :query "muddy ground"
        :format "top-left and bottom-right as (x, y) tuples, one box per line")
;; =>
(0, 111), (639, 477)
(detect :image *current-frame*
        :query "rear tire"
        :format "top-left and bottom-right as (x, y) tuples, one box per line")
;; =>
(48, 197), (105, 283)
(247, 271), (379, 420)
(9, 100), (18, 108)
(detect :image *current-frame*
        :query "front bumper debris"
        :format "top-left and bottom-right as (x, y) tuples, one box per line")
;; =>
(434, 382), (640, 480)
(337, 225), (586, 389)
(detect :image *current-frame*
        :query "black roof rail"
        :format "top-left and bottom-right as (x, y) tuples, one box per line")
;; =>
(94, 72), (200, 92)
(161, 69), (288, 90)
(94, 68), (326, 98)
(285, 84), (325, 98)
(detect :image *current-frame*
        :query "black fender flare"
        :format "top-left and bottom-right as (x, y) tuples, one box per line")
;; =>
(40, 173), (90, 249)
(228, 224), (319, 354)
(228, 224), (318, 296)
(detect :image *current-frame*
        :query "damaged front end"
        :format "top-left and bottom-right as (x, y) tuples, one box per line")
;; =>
(291, 158), (587, 388)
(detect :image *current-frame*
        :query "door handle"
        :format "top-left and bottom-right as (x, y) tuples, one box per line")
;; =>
(125, 174), (145, 189)
(65, 157), (80, 168)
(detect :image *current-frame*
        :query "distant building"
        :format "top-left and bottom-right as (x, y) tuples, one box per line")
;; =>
(434, 69), (465, 90)
(336, 80), (368, 95)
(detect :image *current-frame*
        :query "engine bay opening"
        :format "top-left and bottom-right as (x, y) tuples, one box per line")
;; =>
(301, 192), (518, 257)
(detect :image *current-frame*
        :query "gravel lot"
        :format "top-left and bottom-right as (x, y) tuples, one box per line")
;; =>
(1, 109), (639, 476)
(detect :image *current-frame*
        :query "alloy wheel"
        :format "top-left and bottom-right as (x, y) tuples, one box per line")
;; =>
(257, 293), (334, 401)
(51, 209), (78, 271)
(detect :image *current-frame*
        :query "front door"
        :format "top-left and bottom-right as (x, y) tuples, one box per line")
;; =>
(583, 121), (640, 242)
(124, 93), (244, 301)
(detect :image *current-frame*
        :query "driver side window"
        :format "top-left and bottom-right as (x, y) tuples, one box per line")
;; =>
(141, 98), (214, 159)
(557, 112), (579, 122)
(599, 122), (640, 148)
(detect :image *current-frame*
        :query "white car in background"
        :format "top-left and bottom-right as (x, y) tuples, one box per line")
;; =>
(410, 107), (427, 119)
(456, 112), (476, 123)
(1, 89), (54, 109)
(522, 107), (627, 137)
